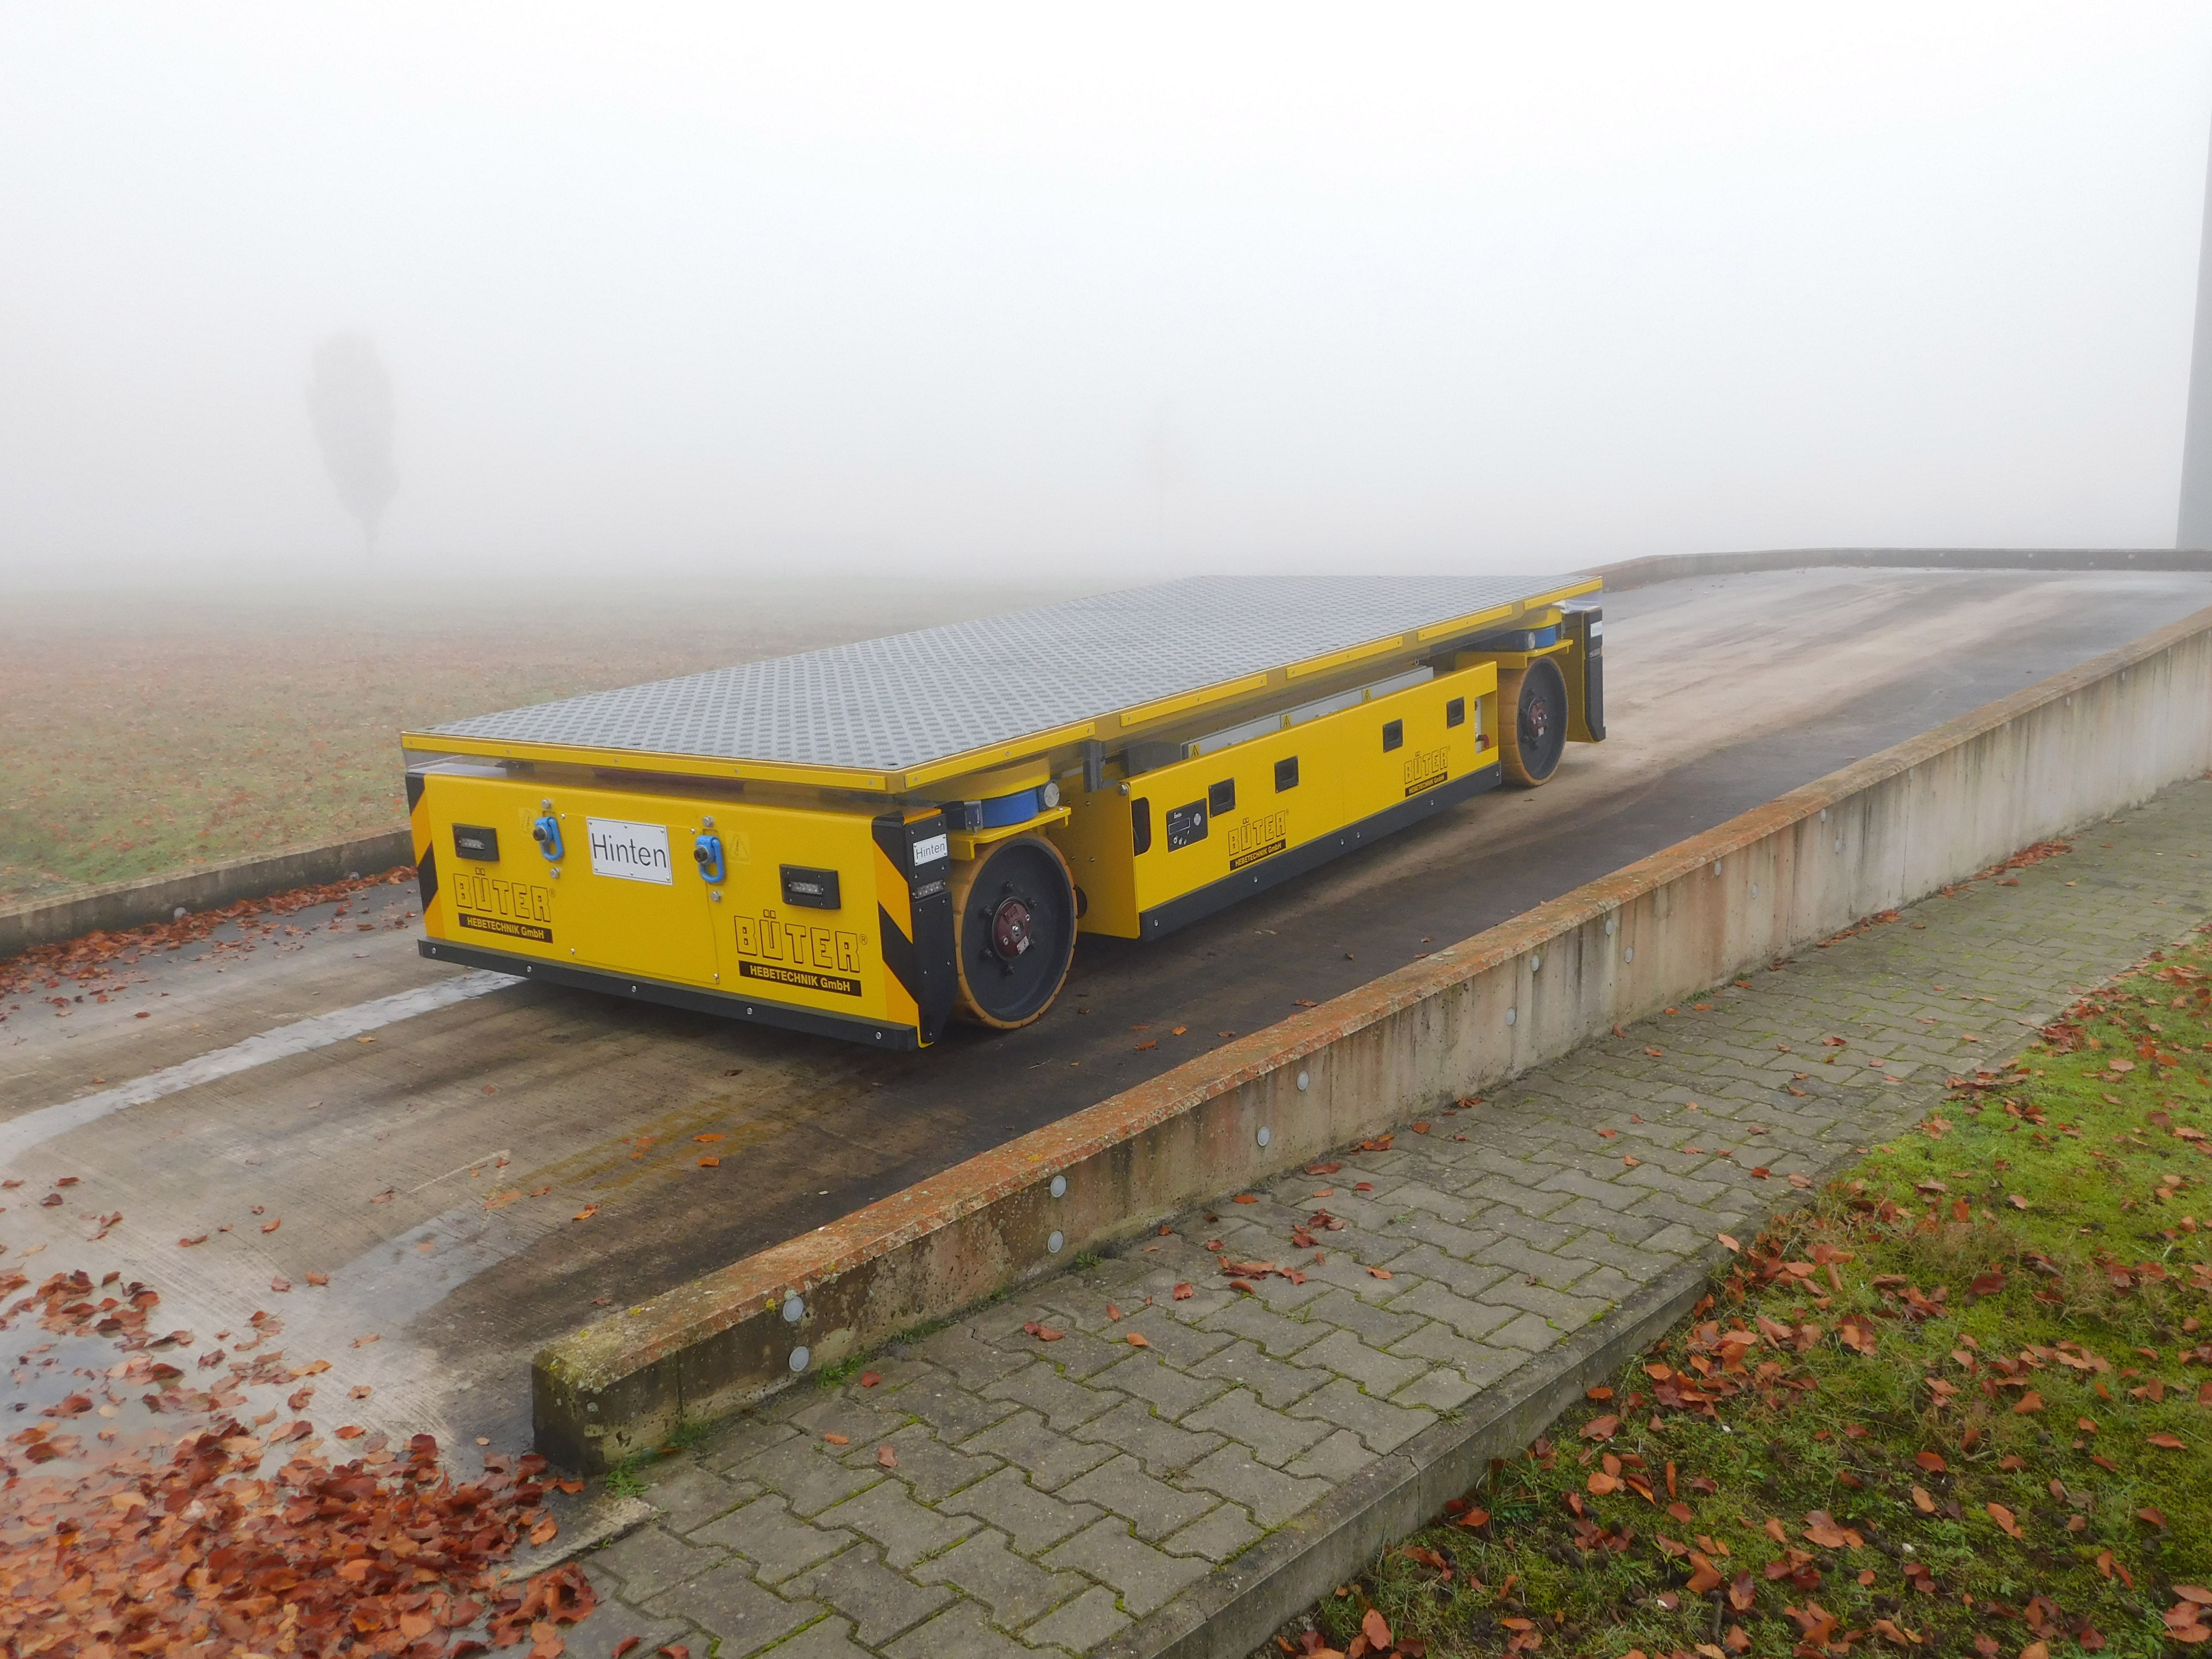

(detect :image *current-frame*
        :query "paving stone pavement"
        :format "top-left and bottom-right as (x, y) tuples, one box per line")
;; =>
(564, 780), (2212, 1659)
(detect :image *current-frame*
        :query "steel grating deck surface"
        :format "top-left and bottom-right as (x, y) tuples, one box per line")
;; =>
(422, 574), (1586, 774)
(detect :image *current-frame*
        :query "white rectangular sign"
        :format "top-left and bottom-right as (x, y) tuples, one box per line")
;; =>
(586, 817), (674, 885)
(911, 833), (949, 866)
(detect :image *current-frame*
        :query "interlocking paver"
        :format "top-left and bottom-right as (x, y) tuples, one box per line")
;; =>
(565, 1588), (696, 1659)
(1283, 1426), (1379, 1484)
(1116, 1307), (1239, 1369)
(722, 1439), (881, 1522)
(764, 1617), (872, 1659)
(909, 1528), (1090, 1625)
(1293, 1288), (1425, 1349)
(1188, 1338), (1330, 1409)
(815, 1480), (980, 1571)
(792, 1396), (910, 1447)
(642, 1562), (818, 1658)
(1087, 1349), (1229, 1419)
(1022, 1584), (1132, 1652)
(691, 1495), (855, 1583)
(1041, 1517), (1211, 1617)
(885, 1599), (1062, 1659)
(1195, 1296), (1331, 1360)
(1160, 1500), (1263, 1562)
(911, 1326), (1034, 1390)
(938, 1466), (1101, 1549)
(699, 1415), (802, 1475)
(960, 1409), (1117, 1491)
(1295, 1327), (1429, 1396)
(1388, 1322), (1529, 1391)
(1385, 1276), (1519, 1340)
(1071, 1398), (1223, 1477)
(634, 1461), (753, 1533)
(785, 1544), (955, 1647)
(1061, 1452), (1217, 1541)
(1475, 1275), (1610, 1327)
(1182, 1386), (1333, 1467)
(566, 783), (2212, 1657)
(889, 1373), (1020, 1442)
(1392, 1365), (1482, 1413)
(1289, 1376), (1435, 1454)
(980, 1361), (1120, 1431)
(868, 1422), (999, 1504)
(1181, 1442), (1333, 1527)
(591, 1524), (727, 1602)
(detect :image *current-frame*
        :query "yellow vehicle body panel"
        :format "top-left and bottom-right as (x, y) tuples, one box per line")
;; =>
(1052, 661), (1500, 939)
(411, 768), (943, 1046)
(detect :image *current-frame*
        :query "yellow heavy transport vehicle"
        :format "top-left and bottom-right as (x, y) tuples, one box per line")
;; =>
(402, 574), (1604, 1048)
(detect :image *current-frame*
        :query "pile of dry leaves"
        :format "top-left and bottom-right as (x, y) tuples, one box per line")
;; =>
(0, 1262), (595, 1657)
(0, 866), (414, 1000)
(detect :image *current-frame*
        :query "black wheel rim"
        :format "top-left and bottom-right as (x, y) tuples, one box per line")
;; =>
(1517, 659), (1568, 779)
(965, 841), (1073, 1022)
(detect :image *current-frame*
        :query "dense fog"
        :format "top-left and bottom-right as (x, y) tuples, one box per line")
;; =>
(3, 4), (2210, 591)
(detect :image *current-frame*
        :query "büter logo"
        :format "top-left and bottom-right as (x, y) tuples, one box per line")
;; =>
(1403, 746), (1449, 797)
(1226, 808), (1290, 871)
(451, 872), (554, 943)
(733, 909), (867, 997)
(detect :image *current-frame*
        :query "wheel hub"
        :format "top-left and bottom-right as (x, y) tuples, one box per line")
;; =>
(988, 895), (1034, 961)
(1523, 696), (1552, 744)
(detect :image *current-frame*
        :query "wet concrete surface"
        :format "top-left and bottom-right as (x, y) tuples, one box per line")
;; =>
(1, 565), (2207, 1455)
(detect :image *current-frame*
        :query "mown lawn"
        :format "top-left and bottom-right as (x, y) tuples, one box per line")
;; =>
(1280, 926), (2212, 1659)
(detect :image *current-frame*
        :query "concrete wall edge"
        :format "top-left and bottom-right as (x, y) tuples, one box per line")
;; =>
(0, 830), (415, 960)
(531, 601), (2212, 1470)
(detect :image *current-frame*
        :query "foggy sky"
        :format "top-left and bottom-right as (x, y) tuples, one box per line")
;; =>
(3, 4), (2210, 590)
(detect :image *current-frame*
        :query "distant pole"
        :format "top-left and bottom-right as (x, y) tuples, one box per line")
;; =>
(2179, 96), (2212, 547)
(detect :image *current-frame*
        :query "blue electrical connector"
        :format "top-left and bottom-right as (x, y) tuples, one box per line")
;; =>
(693, 833), (726, 883)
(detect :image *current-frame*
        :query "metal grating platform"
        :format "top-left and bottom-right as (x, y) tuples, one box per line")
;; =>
(421, 573), (1584, 775)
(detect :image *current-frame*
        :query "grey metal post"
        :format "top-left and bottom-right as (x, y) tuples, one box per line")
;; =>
(2179, 100), (2212, 548)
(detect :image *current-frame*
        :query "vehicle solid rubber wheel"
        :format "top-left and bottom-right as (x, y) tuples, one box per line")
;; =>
(947, 834), (1077, 1028)
(1498, 656), (1569, 787)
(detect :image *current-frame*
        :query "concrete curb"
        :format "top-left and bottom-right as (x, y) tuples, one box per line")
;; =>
(4, 547), (2195, 963)
(530, 596), (2212, 1472)
(0, 829), (414, 961)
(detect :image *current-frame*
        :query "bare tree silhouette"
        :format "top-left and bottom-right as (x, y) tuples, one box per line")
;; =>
(306, 333), (397, 555)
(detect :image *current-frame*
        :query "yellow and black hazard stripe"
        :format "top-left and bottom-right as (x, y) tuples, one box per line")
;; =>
(405, 771), (446, 936)
(870, 808), (959, 1045)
